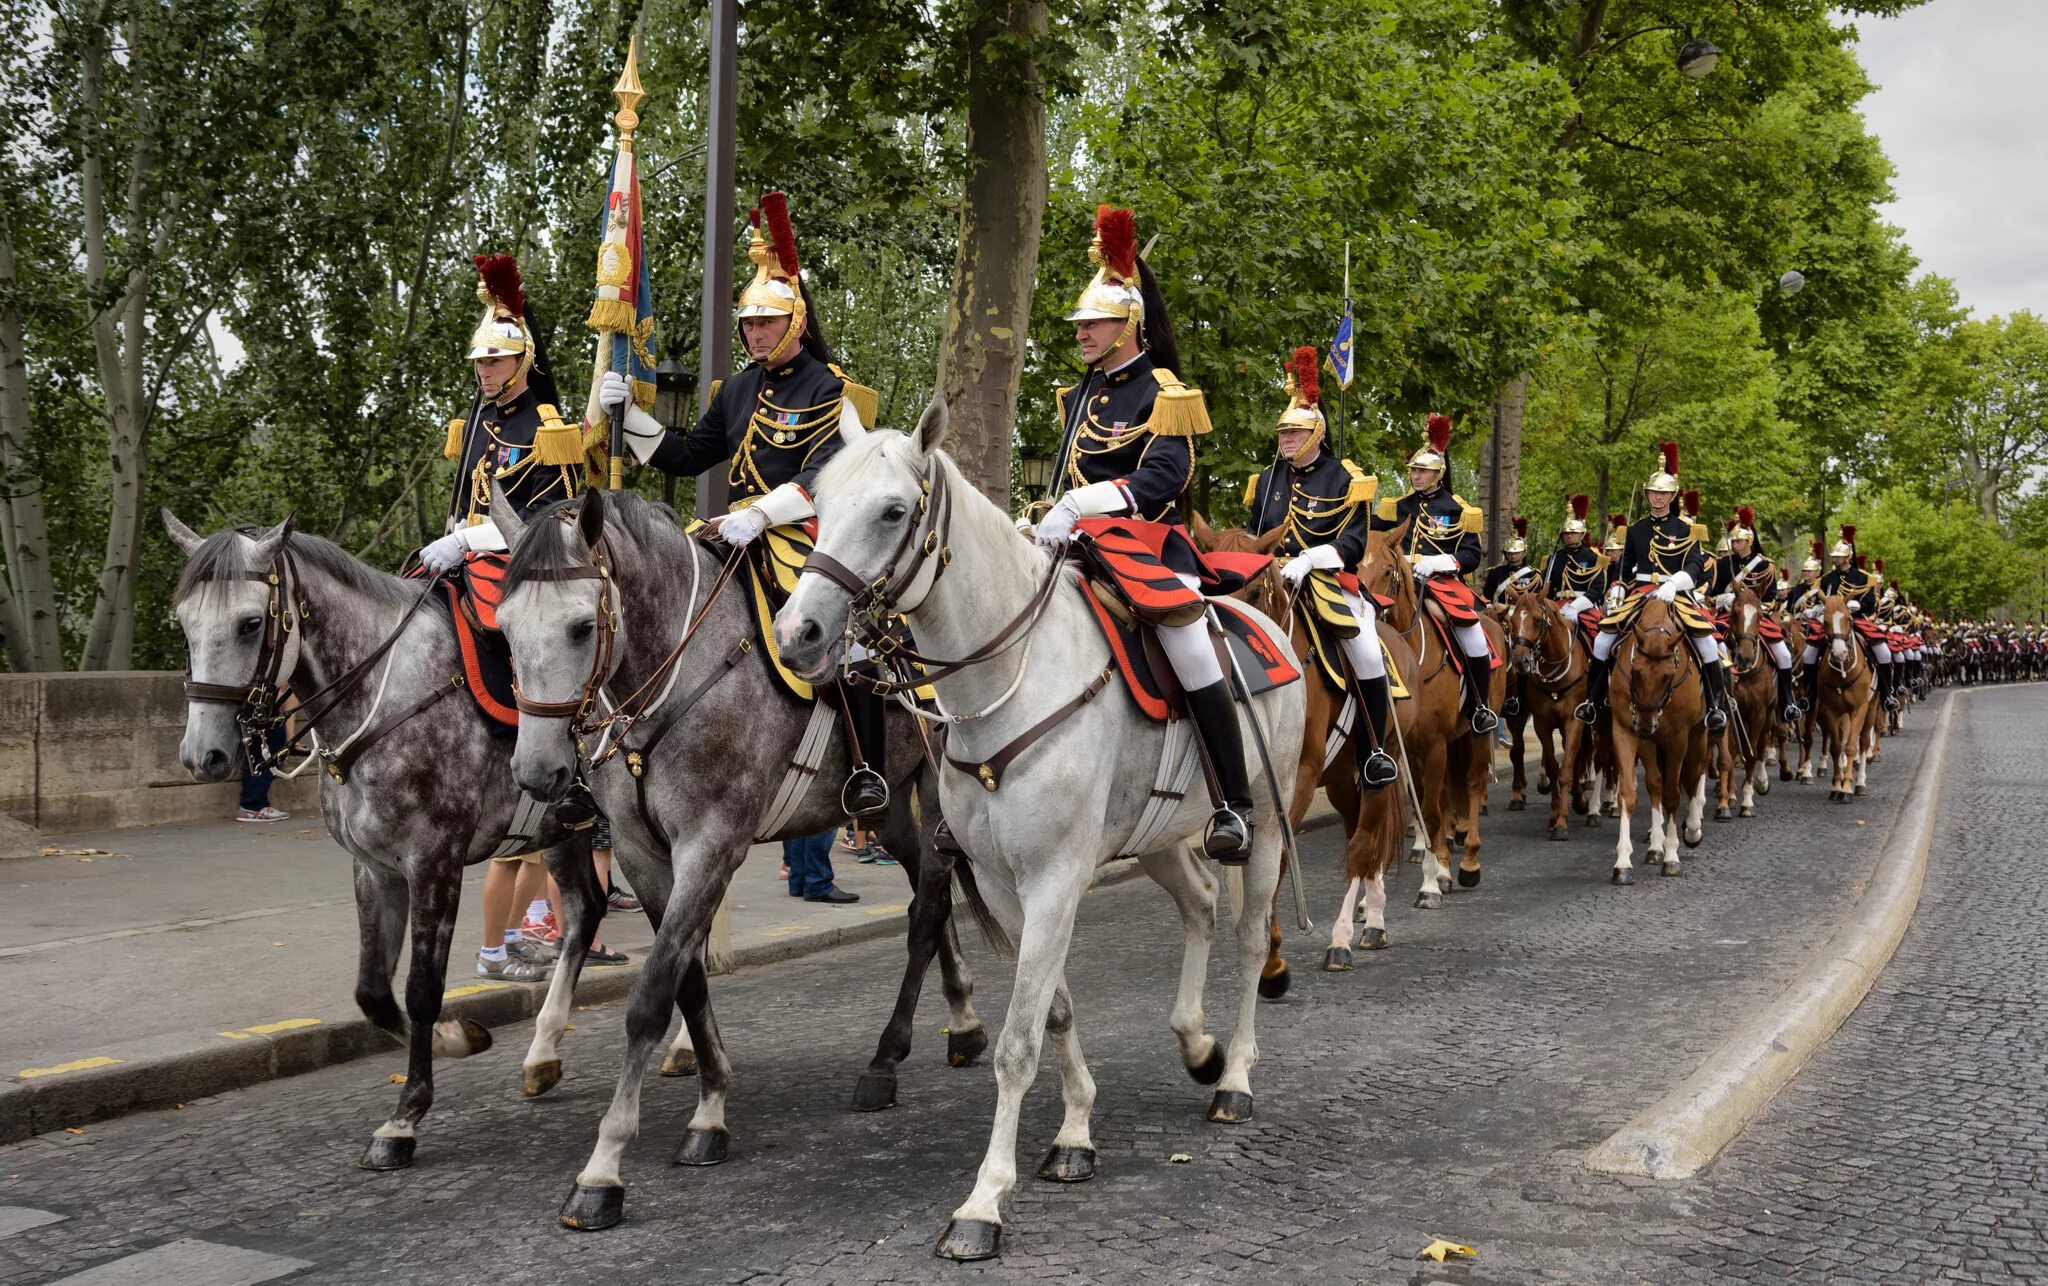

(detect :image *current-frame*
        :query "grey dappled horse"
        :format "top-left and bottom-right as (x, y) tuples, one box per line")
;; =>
(164, 511), (662, 1170)
(775, 400), (1305, 1262)
(490, 486), (994, 1233)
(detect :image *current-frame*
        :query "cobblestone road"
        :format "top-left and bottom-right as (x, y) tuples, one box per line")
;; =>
(0, 693), (2019, 1284)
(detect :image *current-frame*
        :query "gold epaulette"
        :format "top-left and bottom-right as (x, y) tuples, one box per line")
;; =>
(1148, 368), (1212, 437)
(1452, 493), (1484, 535)
(1690, 522), (1709, 545)
(1375, 495), (1402, 522)
(531, 403), (587, 467)
(1242, 474), (1258, 508)
(827, 364), (878, 428)
(444, 416), (465, 462)
(706, 377), (724, 408)
(1341, 459), (1377, 505)
(1055, 383), (1075, 430)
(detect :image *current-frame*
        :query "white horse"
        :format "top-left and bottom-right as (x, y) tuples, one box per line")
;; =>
(775, 399), (1304, 1262)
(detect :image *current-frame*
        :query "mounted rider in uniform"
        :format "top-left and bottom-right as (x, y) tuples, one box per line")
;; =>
(1707, 505), (1802, 721)
(1482, 521), (1539, 603)
(1032, 204), (1255, 863)
(1577, 442), (1731, 732)
(1370, 414), (1497, 736)
(1245, 345), (1398, 791)
(599, 191), (890, 816)
(1543, 494), (1609, 615)
(1805, 525), (1898, 714)
(425, 255), (598, 572)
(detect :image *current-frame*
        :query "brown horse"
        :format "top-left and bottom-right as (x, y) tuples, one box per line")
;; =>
(1715, 585), (1776, 820)
(1504, 586), (1591, 840)
(1606, 596), (1709, 882)
(1355, 522), (1506, 907)
(1812, 593), (1878, 801)
(1782, 612), (1823, 784)
(1190, 517), (1417, 974)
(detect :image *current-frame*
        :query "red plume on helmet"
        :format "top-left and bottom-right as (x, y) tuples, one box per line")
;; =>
(474, 254), (526, 317)
(1426, 413), (1453, 455)
(760, 191), (800, 276)
(1736, 505), (1755, 529)
(1513, 516), (1528, 538)
(1659, 441), (1679, 475)
(1609, 513), (1627, 529)
(1840, 524), (1856, 545)
(1095, 205), (1137, 282)
(1292, 345), (1319, 406)
(1856, 554), (1868, 570)
(1811, 539), (1824, 560)
(1875, 558), (1886, 574)
(1682, 490), (1701, 518)
(1570, 494), (1590, 520)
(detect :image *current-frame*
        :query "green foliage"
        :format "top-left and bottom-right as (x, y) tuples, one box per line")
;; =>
(1837, 487), (2024, 620)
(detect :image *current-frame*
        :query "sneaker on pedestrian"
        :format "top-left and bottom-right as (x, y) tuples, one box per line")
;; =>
(477, 948), (552, 982)
(521, 910), (562, 946)
(236, 806), (289, 822)
(585, 945), (630, 966)
(835, 826), (861, 852)
(605, 888), (641, 914)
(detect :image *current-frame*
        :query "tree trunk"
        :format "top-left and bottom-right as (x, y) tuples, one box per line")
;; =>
(1594, 464), (1610, 533)
(1977, 472), (2002, 522)
(0, 209), (63, 670)
(934, 0), (1049, 508)
(1491, 372), (1526, 557)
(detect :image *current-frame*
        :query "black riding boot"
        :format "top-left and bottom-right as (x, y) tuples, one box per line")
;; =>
(1576, 655), (1611, 725)
(1701, 658), (1730, 732)
(1184, 679), (1255, 865)
(841, 681), (889, 817)
(1460, 649), (1499, 735)
(1352, 673), (1399, 790)
(1803, 656), (1821, 711)
(1880, 662), (1900, 711)
(1776, 665), (1803, 722)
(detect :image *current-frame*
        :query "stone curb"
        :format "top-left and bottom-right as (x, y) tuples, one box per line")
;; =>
(1, 812), (1349, 1146)
(1586, 689), (1962, 1179)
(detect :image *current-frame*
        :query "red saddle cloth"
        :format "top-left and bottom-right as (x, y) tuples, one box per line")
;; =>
(1075, 516), (1265, 618)
(1078, 583), (1299, 724)
(407, 552), (519, 728)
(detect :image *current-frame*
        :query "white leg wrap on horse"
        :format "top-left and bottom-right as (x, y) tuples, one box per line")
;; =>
(1769, 639), (1793, 670)
(1690, 634), (1720, 666)
(1452, 620), (1489, 656)
(1593, 630), (1617, 662)
(1338, 590), (1387, 679)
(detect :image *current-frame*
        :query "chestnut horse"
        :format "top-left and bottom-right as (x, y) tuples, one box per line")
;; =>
(1354, 523), (1505, 907)
(1190, 517), (1417, 974)
(1812, 593), (1878, 801)
(1606, 596), (1709, 882)
(1715, 585), (1776, 821)
(1503, 586), (1591, 840)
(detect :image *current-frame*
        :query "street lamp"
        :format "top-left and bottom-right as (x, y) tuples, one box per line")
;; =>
(1677, 37), (1721, 78)
(1778, 270), (1806, 295)
(653, 353), (696, 507)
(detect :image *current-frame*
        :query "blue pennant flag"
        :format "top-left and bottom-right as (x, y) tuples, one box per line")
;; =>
(1329, 300), (1355, 390)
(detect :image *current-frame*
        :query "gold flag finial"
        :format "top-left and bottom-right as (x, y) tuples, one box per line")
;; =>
(612, 32), (644, 147)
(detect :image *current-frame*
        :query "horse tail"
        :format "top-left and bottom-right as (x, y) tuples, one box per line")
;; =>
(949, 852), (1014, 958)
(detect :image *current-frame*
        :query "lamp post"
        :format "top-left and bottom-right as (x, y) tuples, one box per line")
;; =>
(653, 353), (696, 507)
(1676, 37), (1721, 78)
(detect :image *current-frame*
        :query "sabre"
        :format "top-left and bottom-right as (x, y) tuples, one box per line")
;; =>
(1211, 606), (1313, 933)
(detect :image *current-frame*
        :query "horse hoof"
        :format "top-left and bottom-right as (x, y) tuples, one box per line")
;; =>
(1507, 798), (1525, 811)
(1757, 777), (1771, 796)
(658, 1048), (698, 1078)
(1187, 1044), (1226, 1085)
(1779, 766), (1793, 782)
(850, 1071), (898, 1113)
(1714, 807), (1732, 822)
(1739, 806), (1755, 818)
(1036, 1145), (1098, 1184)
(1854, 784), (1867, 797)
(358, 1135), (415, 1171)
(1361, 926), (1389, 950)
(947, 1025), (989, 1068)
(1549, 827), (1569, 842)
(672, 1126), (730, 1167)
(1537, 778), (1552, 796)
(1415, 889), (1442, 910)
(1206, 1090), (1254, 1124)
(1684, 828), (1703, 848)
(1456, 867), (1481, 889)
(1322, 947), (1353, 972)
(521, 1059), (562, 1098)
(1478, 805), (1488, 817)
(1405, 851), (1422, 864)
(1611, 867), (1634, 886)
(430, 1018), (492, 1059)
(1257, 964), (1291, 999)
(1662, 858), (1681, 877)
(935, 1218), (1002, 1262)
(559, 1182), (625, 1231)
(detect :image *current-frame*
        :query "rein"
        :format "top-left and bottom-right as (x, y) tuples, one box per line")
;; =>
(1620, 617), (1689, 732)
(1510, 599), (1577, 690)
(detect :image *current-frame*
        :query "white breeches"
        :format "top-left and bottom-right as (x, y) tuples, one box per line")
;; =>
(1452, 621), (1488, 656)
(1690, 634), (1721, 667)
(1769, 639), (1793, 670)
(1338, 589), (1387, 680)
(1157, 573), (1224, 690)
(1593, 630), (1617, 662)
(1873, 642), (1893, 665)
(1801, 643), (1819, 666)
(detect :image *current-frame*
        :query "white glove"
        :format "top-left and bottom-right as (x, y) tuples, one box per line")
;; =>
(1713, 591), (1735, 609)
(421, 531), (468, 573)
(1412, 553), (1459, 578)
(1035, 497), (1080, 547)
(598, 370), (630, 411)
(589, 372), (667, 463)
(717, 505), (770, 547)
(1281, 544), (1342, 585)
(1848, 600), (1863, 615)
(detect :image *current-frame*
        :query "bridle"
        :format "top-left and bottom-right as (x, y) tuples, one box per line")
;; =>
(512, 534), (619, 726)
(1620, 610), (1687, 733)
(182, 546), (311, 759)
(1729, 594), (1764, 675)
(1510, 595), (1575, 689)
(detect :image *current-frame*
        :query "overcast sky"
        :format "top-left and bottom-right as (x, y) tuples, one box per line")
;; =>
(1848, 0), (2048, 320)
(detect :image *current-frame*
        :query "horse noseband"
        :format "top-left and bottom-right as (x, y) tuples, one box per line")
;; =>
(512, 533), (619, 727)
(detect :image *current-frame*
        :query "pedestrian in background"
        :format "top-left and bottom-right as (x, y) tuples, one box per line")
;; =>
(786, 828), (858, 904)
(235, 719), (289, 822)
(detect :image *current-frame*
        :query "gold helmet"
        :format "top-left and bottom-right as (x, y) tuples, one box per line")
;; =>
(1406, 413), (1453, 477)
(736, 192), (807, 366)
(1803, 539), (1823, 574)
(1274, 345), (1326, 464)
(1716, 524), (1732, 555)
(1065, 205), (1144, 357)
(1730, 505), (1756, 544)
(1562, 493), (1590, 536)
(1830, 524), (1856, 560)
(1872, 557), (1887, 586)
(1646, 440), (1680, 494)
(1505, 516), (1528, 556)
(465, 255), (534, 390)
(1605, 512), (1627, 553)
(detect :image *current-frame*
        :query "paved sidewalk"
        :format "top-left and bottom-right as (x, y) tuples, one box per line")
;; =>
(3, 815), (924, 1083)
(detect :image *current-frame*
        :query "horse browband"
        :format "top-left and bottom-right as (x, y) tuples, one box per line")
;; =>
(512, 534), (617, 722)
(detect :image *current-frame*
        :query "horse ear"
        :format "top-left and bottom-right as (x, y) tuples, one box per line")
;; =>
(491, 481), (526, 547)
(1255, 525), (1288, 556)
(914, 394), (949, 455)
(249, 512), (296, 562)
(1188, 511), (1217, 550)
(161, 507), (204, 555)
(577, 487), (607, 551)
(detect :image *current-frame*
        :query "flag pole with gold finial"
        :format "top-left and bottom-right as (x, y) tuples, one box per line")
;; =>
(587, 32), (654, 491)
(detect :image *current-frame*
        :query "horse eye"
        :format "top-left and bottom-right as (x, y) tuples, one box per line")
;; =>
(237, 616), (262, 638)
(571, 619), (596, 642)
(881, 502), (909, 523)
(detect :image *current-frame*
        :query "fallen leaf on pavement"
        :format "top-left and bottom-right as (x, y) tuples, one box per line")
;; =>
(1418, 1238), (1476, 1263)
(389, 1074), (407, 1084)
(64, 1128), (84, 1136)
(1169, 1153), (1192, 1164)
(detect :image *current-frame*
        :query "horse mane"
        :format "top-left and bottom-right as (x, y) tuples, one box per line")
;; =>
(174, 526), (411, 610)
(503, 491), (682, 591)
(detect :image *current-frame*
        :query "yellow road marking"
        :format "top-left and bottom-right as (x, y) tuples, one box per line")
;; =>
(758, 924), (812, 937)
(442, 982), (510, 999)
(863, 903), (908, 917)
(18, 1056), (121, 1079)
(218, 1018), (322, 1040)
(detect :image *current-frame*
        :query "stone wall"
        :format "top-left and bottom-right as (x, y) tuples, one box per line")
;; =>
(0, 672), (317, 836)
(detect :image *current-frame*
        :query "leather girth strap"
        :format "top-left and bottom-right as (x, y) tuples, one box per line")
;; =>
(326, 674), (466, 783)
(946, 666), (1113, 793)
(625, 637), (753, 826)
